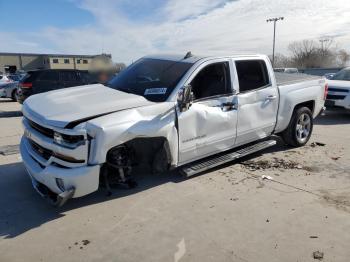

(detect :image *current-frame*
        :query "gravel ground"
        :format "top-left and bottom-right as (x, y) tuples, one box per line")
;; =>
(0, 98), (349, 262)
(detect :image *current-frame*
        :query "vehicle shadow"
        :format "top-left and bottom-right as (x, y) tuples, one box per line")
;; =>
(0, 133), (306, 239)
(0, 161), (184, 239)
(0, 111), (22, 118)
(315, 108), (349, 126)
(0, 99), (15, 103)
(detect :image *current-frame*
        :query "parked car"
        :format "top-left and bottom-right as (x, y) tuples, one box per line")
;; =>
(0, 75), (14, 86)
(323, 73), (336, 79)
(325, 67), (350, 110)
(17, 69), (94, 104)
(274, 68), (299, 74)
(0, 82), (19, 101)
(0, 74), (23, 101)
(20, 53), (326, 206)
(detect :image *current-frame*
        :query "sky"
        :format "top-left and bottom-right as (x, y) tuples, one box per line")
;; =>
(0, 0), (349, 63)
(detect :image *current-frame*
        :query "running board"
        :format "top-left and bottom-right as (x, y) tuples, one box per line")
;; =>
(181, 140), (276, 177)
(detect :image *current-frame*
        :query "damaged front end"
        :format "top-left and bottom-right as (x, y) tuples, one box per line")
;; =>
(31, 178), (75, 207)
(101, 138), (172, 195)
(102, 145), (137, 195)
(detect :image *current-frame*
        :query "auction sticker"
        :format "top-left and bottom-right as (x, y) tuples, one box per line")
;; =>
(144, 88), (167, 95)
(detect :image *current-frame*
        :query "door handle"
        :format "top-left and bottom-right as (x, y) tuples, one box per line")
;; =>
(221, 102), (238, 110)
(266, 95), (277, 101)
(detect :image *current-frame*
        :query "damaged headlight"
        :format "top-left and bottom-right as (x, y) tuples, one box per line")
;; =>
(53, 132), (85, 148)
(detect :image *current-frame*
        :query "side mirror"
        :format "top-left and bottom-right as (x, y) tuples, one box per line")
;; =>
(177, 85), (193, 112)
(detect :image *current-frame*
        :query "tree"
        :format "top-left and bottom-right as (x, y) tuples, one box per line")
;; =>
(115, 63), (126, 73)
(268, 53), (291, 68)
(287, 39), (349, 68)
(336, 49), (350, 67)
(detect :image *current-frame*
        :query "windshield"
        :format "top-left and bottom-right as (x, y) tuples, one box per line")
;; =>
(331, 68), (350, 81)
(107, 58), (193, 102)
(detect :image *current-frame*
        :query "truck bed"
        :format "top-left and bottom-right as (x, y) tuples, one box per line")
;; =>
(275, 72), (321, 86)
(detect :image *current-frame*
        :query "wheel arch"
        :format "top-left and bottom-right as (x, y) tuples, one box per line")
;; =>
(105, 136), (173, 173)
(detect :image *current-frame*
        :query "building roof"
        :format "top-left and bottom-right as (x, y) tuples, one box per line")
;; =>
(0, 52), (112, 58)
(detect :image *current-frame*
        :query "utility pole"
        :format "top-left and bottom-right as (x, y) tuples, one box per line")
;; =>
(266, 17), (284, 67)
(319, 38), (330, 54)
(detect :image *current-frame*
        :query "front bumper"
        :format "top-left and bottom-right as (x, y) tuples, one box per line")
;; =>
(20, 137), (101, 205)
(326, 91), (350, 109)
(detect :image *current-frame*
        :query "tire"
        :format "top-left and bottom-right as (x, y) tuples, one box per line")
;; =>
(282, 106), (313, 147)
(11, 90), (17, 102)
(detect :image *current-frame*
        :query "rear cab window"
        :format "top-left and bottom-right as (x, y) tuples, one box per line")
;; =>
(235, 60), (270, 93)
(39, 71), (59, 81)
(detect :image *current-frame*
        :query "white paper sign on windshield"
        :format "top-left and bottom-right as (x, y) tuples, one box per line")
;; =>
(144, 88), (167, 95)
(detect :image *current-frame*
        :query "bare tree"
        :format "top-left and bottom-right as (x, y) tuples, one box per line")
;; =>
(287, 39), (349, 68)
(336, 49), (350, 67)
(269, 53), (292, 68)
(288, 40), (318, 68)
(115, 63), (127, 73)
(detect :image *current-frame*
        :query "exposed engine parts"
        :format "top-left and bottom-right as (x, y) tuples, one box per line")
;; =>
(102, 138), (172, 195)
(103, 145), (137, 195)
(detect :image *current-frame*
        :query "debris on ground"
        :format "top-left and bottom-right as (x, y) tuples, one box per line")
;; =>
(82, 240), (90, 245)
(241, 158), (303, 171)
(331, 157), (340, 161)
(0, 144), (19, 156)
(313, 251), (324, 260)
(310, 142), (326, 147)
(310, 236), (318, 239)
(261, 175), (274, 180)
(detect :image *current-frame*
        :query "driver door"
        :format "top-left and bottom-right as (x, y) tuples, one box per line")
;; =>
(177, 59), (238, 165)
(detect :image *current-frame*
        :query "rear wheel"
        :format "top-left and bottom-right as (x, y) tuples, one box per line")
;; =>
(282, 107), (313, 147)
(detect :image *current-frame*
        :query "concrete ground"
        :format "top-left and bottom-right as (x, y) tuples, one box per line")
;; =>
(0, 98), (349, 262)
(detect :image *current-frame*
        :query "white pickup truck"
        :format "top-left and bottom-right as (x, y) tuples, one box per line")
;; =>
(325, 67), (350, 110)
(20, 53), (327, 206)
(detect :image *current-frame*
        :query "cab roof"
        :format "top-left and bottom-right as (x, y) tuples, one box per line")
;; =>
(143, 53), (267, 64)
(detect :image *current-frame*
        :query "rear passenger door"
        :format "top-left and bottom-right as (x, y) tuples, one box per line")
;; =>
(60, 71), (81, 88)
(234, 58), (279, 146)
(34, 71), (60, 94)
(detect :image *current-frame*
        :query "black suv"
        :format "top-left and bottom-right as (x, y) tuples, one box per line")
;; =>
(17, 69), (95, 104)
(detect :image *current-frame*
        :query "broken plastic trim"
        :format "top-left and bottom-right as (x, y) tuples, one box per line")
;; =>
(31, 178), (75, 207)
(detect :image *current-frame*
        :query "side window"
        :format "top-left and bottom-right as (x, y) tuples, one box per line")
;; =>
(190, 62), (232, 100)
(61, 71), (79, 82)
(52, 59), (59, 64)
(235, 60), (270, 93)
(39, 71), (59, 81)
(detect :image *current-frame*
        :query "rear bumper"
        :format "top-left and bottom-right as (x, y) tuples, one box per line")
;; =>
(20, 137), (101, 204)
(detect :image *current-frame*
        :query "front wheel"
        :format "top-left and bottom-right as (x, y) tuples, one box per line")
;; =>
(282, 107), (313, 147)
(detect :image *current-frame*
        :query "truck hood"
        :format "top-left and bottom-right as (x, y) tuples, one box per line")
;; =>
(327, 79), (350, 89)
(22, 84), (155, 128)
